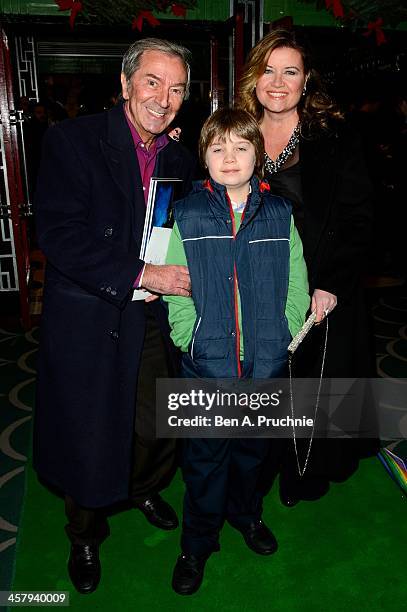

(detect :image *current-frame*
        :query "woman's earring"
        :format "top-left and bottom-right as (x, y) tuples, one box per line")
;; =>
(302, 78), (309, 96)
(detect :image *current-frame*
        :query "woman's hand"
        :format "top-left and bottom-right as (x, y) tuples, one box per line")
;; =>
(311, 289), (337, 323)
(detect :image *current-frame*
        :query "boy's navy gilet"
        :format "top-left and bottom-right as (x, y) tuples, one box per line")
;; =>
(174, 176), (292, 379)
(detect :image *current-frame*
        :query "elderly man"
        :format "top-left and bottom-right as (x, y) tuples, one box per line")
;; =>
(33, 38), (195, 593)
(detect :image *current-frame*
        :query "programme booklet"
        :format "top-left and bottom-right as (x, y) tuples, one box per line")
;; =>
(132, 177), (182, 301)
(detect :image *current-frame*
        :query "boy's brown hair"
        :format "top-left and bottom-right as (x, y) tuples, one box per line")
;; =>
(199, 107), (264, 177)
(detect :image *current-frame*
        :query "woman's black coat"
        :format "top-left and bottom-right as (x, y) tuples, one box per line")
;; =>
(297, 124), (373, 379)
(268, 123), (376, 482)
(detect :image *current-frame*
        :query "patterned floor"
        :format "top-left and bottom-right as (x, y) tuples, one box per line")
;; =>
(0, 326), (38, 592)
(372, 290), (407, 488)
(373, 293), (407, 377)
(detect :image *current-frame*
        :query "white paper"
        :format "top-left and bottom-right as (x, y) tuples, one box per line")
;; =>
(132, 227), (172, 300)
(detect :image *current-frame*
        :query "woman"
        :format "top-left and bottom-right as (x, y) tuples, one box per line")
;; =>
(238, 29), (376, 505)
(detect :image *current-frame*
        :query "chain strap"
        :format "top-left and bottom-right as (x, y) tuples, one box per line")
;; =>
(288, 317), (329, 477)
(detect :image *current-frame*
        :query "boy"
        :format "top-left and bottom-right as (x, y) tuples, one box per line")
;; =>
(164, 108), (309, 594)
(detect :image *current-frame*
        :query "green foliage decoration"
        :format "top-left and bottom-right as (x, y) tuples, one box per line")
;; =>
(299, 0), (407, 29)
(54, 0), (198, 28)
(82, 0), (197, 24)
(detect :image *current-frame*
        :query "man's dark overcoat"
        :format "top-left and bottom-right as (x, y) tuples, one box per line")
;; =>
(33, 103), (195, 507)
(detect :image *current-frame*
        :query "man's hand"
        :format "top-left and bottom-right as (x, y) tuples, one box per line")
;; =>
(141, 263), (191, 297)
(144, 294), (160, 303)
(311, 288), (337, 323)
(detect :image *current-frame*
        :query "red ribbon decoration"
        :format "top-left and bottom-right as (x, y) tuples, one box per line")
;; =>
(325, 0), (344, 19)
(171, 3), (187, 17)
(55, 0), (74, 9)
(132, 10), (160, 31)
(54, 0), (83, 29)
(69, 1), (83, 29)
(363, 18), (386, 46)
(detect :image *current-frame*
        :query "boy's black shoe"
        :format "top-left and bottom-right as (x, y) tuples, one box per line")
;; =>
(239, 520), (278, 555)
(172, 553), (208, 595)
(68, 543), (101, 594)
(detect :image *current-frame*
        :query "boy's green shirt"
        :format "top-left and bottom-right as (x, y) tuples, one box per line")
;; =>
(164, 211), (310, 356)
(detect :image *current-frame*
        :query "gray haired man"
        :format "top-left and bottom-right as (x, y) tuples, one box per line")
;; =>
(34, 38), (195, 593)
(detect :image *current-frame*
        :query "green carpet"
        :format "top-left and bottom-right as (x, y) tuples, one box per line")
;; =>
(13, 456), (406, 611)
(6, 286), (407, 609)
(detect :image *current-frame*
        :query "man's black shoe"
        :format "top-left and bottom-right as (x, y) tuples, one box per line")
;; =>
(239, 520), (278, 555)
(136, 494), (178, 530)
(172, 553), (208, 595)
(68, 543), (101, 594)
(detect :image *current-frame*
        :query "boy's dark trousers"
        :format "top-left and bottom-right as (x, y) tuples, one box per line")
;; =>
(180, 437), (270, 558)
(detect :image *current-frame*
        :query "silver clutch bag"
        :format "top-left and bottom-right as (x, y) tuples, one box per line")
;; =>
(288, 311), (317, 355)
